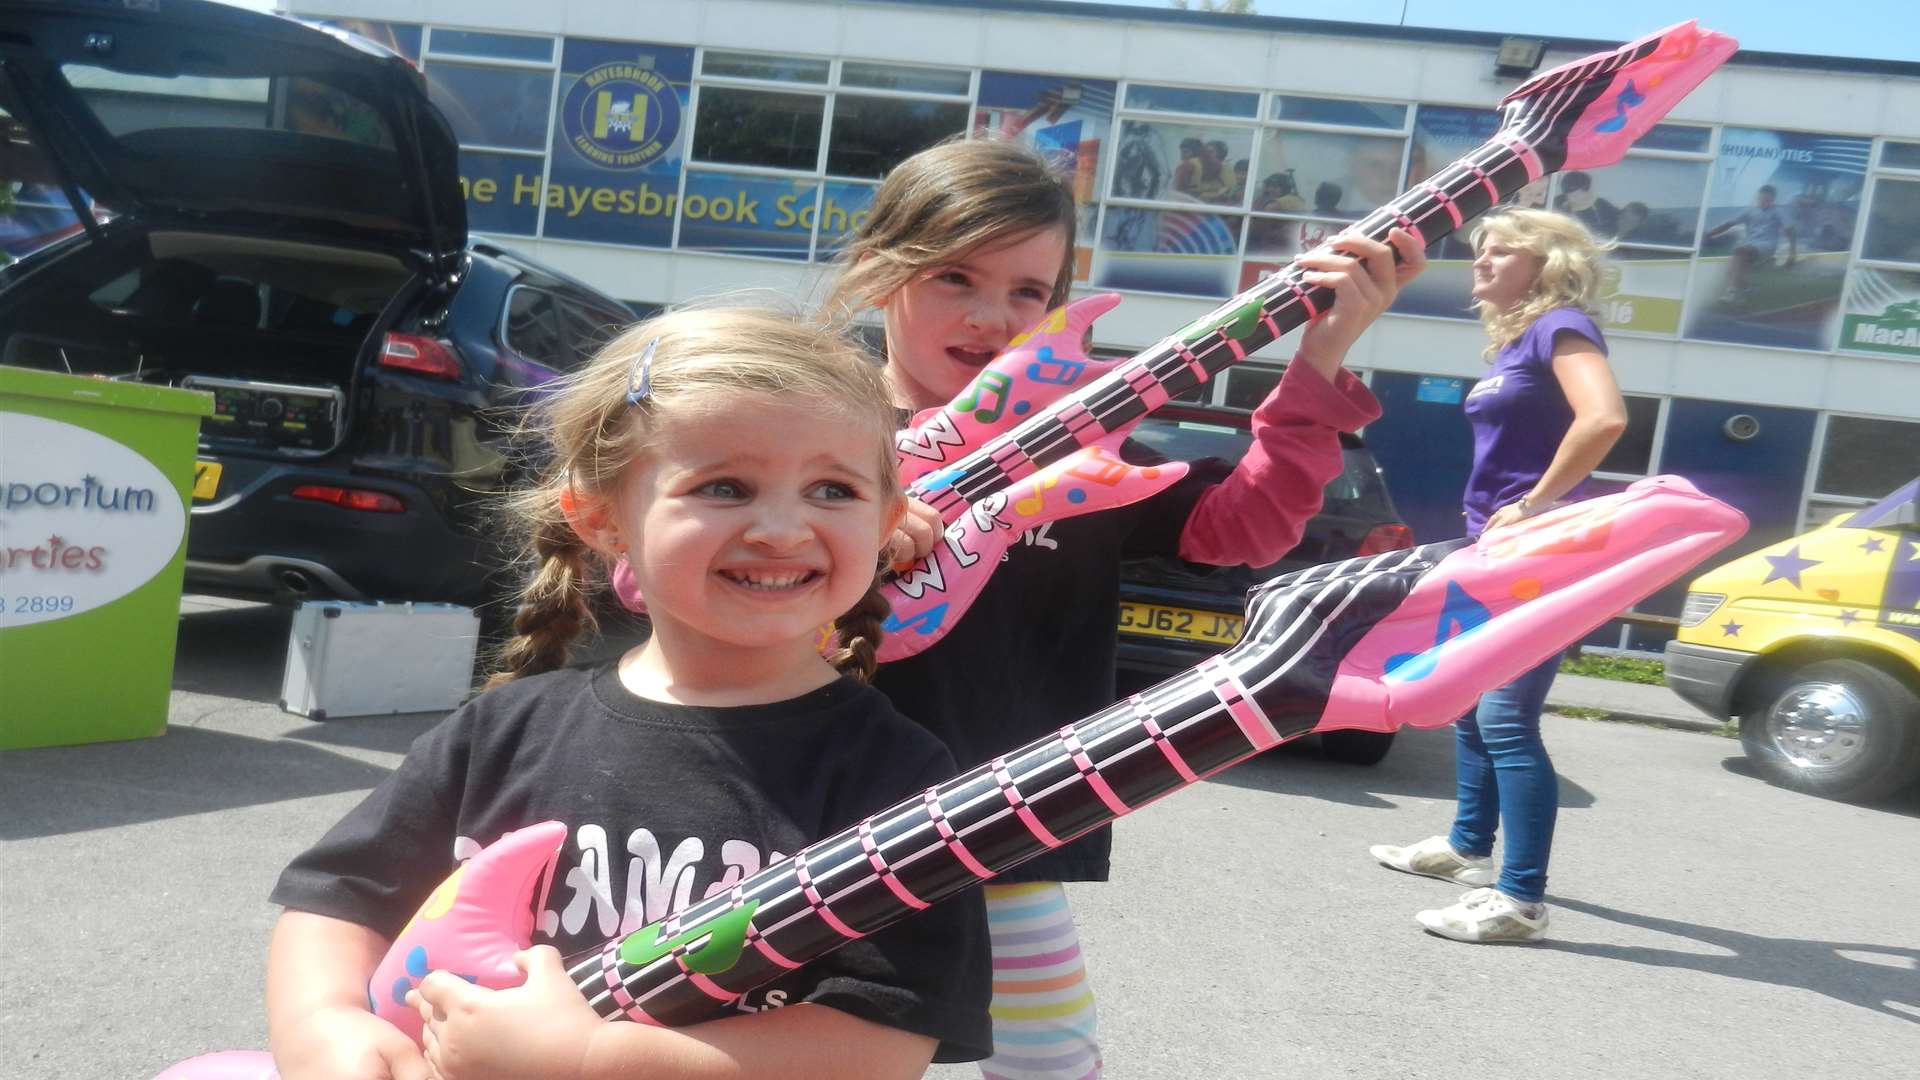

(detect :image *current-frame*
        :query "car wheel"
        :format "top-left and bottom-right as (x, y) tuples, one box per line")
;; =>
(1740, 658), (1920, 802)
(1319, 729), (1396, 766)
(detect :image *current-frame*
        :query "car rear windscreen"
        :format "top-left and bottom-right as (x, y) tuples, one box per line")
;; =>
(1128, 418), (1396, 518)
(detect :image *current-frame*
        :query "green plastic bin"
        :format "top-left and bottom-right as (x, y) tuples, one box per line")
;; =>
(0, 366), (212, 749)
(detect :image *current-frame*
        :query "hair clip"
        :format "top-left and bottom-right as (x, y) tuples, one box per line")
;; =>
(625, 337), (658, 407)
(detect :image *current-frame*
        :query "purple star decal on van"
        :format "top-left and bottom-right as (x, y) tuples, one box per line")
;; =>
(1838, 610), (1860, 626)
(1761, 545), (1819, 589)
(1860, 536), (1885, 555)
(1720, 620), (1742, 637)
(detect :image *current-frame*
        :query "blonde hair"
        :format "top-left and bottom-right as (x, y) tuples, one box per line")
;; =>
(824, 138), (1078, 319)
(488, 308), (901, 689)
(1470, 208), (1612, 356)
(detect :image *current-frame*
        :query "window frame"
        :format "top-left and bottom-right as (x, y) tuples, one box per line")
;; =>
(681, 49), (975, 262)
(498, 282), (569, 369)
(421, 25), (560, 239)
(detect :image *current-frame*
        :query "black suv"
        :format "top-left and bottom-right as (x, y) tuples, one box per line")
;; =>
(0, 0), (632, 606)
(1117, 403), (1415, 764)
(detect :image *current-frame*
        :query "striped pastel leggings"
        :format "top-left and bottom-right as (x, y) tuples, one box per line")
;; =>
(979, 882), (1101, 1080)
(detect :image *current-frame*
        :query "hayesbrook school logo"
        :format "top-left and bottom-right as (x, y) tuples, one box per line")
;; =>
(0, 413), (185, 628)
(562, 60), (681, 171)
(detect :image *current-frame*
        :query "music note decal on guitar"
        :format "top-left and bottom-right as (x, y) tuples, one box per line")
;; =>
(954, 370), (1014, 423)
(620, 900), (760, 975)
(1594, 80), (1647, 134)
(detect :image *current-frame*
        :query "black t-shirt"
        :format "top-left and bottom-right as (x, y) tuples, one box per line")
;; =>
(874, 443), (1226, 883)
(272, 664), (992, 1062)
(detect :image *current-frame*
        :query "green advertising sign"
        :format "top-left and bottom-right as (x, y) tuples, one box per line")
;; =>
(1841, 268), (1920, 358)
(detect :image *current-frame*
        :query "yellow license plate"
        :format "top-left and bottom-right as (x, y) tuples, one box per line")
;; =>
(1118, 602), (1243, 646)
(192, 460), (223, 500)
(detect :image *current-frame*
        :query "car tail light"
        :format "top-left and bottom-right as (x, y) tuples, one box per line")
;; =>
(292, 484), (405, 514)
(1356, 523), (1415, 555)
(379, 332), (461, 379)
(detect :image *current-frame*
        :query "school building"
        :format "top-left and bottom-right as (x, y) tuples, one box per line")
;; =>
(288, 0), (1920, 646)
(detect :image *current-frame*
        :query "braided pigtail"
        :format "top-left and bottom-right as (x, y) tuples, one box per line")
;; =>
(484, 512), (600, 691)
(827, 571), (892, 683)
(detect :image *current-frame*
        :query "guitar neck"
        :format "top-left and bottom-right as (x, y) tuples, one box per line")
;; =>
(916, 134), (1538, 515)
(564, 541), (1447, 1026)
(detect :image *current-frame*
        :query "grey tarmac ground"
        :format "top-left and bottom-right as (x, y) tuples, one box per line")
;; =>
(4, 599), (1916, 1080)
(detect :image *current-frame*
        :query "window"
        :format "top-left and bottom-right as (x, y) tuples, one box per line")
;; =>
(1241, 97), (1412, 305)
(701, 51), (829, 84)
(1596, 394), (1662, 476)
(556, 296), (630, 366)
(423, 62), (553, 151)
(0, 81), (90, 261)
(842, 61), (969, 96)
(1125, 83), (1259, 119)
(1255, 128), (1405, 220)
(686, 51), (968, 260)
(1638, 124), (1713, 154)
(1815, 415), (1920, 499)
(502, 287), (565, 368)
(692, 88), (823, 169)
(422, 27), (556, 237)
(1881, 141), (1920, 170)
(428, 29), (554, 63)
(1687, 127), (1872, 352)
(1107, 119), (1254, 207)
(1549, 123), (1712, 337)
(1840, 141), (1920, 359)
(1862, 177), (1920, 264)
(1095, 83), (1274, 299)
(1222, 364), (1284, 409)
(1273, 95), (1406, 131)
(825, 97), (969, 179)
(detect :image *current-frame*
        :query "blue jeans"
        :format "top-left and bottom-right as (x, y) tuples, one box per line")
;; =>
(1447, 655), (1560, 903)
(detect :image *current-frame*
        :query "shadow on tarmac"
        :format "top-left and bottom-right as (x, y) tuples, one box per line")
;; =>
(1714, 753), (1920, 819)
(171, 603), (297, 704)
(1544, 896), (1920, 1025)
(1210, 724), (1598, 811)
(0, 720), (434, 840)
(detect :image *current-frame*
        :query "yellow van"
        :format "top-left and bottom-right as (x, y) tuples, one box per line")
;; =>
(1665, 477), (1920, 802)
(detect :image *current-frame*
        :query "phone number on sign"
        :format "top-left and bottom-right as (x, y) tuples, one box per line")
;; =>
(3, 594), (77, 614)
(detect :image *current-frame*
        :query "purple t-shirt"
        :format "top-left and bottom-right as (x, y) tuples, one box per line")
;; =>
(1460, 307), (1607, 537)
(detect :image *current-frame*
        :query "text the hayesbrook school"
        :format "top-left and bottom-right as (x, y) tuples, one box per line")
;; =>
(460, 173), (873, 229)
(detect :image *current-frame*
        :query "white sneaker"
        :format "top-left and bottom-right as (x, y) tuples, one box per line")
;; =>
(1369, 835), (1495, 887)
(1416, 887), (1548, 943)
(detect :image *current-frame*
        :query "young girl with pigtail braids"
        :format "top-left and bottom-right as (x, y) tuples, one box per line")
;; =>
(265, 309), (991, 1080)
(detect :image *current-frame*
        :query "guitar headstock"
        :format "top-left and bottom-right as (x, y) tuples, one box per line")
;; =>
(1498, 20), (1738, 175)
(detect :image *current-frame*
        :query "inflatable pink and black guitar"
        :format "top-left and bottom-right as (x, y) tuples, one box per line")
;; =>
(155, 21), (1739, 1078)
(875, 19), (1738, 661)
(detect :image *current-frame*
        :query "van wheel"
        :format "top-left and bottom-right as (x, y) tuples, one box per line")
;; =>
(1740, 659), (1920, 803)
(1319, 729), (1396, 766)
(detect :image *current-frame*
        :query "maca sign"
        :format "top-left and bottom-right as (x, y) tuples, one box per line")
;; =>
(0, 413), (185, 628)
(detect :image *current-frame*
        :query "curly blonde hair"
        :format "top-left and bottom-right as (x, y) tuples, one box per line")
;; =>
(487, 308), (901, 689)
(1470, 208), (1613, 356)
(823, 137), (1078, 319)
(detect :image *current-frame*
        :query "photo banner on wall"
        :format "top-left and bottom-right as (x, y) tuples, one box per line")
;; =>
(1389, 105), (1547, 322)
(1684, 127), (1871, 351)
(542, 38), (693, 248)
(975, 71), (1115, 281)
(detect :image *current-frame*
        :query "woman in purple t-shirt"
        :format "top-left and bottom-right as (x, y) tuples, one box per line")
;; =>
(1371, 209), (1627, 943)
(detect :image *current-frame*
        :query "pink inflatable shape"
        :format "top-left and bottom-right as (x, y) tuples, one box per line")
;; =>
(148, 1053), (278, 1080)
(880, 294), (1188, 660)
(365, 820), (566, 1041)
(1318, 475), (1747, 734)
